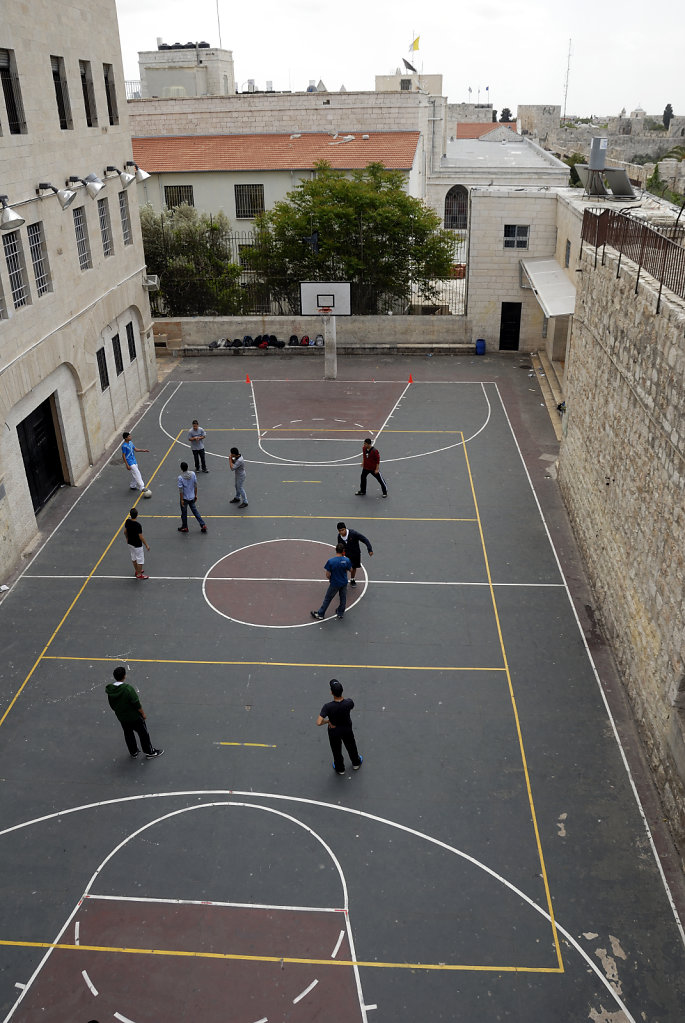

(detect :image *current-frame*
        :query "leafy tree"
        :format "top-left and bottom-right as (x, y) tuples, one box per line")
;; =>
(499, 107), (513, 122)
(663, 103), (674, 129)
(140, 204), (245, 316)
(244, 162), (455, 314)
(562, 152), (586, 186)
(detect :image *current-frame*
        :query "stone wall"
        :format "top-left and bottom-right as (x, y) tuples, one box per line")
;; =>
(558, 246), (685, 853)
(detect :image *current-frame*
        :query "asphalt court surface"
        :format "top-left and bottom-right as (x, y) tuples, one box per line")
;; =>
(1, 356), (684, 1022)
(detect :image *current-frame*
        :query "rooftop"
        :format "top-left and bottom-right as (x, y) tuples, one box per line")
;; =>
(442, 136), (566, 171)
(131, 131), (421, 172)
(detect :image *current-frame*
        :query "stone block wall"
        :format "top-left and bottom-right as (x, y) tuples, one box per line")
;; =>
(558, 246), (685, 853)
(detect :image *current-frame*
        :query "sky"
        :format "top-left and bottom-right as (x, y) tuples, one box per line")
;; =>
(114, 0), (683, 119)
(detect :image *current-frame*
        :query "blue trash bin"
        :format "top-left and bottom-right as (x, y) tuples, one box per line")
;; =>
(475, 339), (486, 355)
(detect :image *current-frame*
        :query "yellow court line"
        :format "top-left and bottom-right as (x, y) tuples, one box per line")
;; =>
(258, 428), (465, 434)
(218, 742), (277, 748)
(41, 656), (506, 672)
(0, 432), (184, 731)
(460, 433), (564, 972)
(141, 515), (478, 522)
(0, 939), (563, 974)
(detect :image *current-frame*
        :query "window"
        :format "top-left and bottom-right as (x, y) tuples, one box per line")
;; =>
(444, 185), (468, 230)
(97, 197), (113, 256)
(3, 230), (30, 309)
(126, 321), (137, 361)
(234, 183), (265, 219)
(103, 63), (119, 125)
(51, 55), (72, 130)
(112, 334), (124, 375)
(96, 347), (109, 391)
(0, 48), (27, 134)
(164, 184), (194, 209)
(118, 191), (132, 245)
(79, 60), (97, 126)
(73, 206), (92, 270)
(0, 277), (6, 319)
(503, 224), (529, 249)
(27, 222), (51, 296)
(400, 79), (411, 91)
(564, 239), (571, 268)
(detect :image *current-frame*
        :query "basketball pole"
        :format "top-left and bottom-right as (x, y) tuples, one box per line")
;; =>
(322, 308), (337, 380)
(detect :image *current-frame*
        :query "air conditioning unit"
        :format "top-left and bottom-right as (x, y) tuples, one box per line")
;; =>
(142, 274), (160, 291)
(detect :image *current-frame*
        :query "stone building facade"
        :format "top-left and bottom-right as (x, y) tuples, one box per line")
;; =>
(558, 243), (685, 851)
(0, 0), (157, 580)
(139, 42), (236, 99)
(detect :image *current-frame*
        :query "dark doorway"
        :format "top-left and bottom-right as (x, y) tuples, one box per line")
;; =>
(17, 396), (65, 513)
(499, 302), (522, 351)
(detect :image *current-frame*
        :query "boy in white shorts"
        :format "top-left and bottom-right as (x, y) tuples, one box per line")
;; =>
(121, 431), (149, 491)
(124, 507), (150, 580)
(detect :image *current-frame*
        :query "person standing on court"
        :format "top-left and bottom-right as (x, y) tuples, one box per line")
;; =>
(124, 507), (150, 580)
(121, 431), (149, 493)
(336, 522), (373, 587)
(106, 666), (163, 759)
(177, 461), (207, 533)
(317, 679), (363, 775)
(229, 446), (248, 508)
(356, 438), (388, 498)
(311, 543), (352, 621)
(188, 419), (209, 473)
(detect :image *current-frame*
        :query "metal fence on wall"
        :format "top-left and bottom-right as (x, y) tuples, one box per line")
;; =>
(148, 228), (468, 318)
(581, 207), (685, 312)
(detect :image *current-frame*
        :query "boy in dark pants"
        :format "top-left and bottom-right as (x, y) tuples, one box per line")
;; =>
(106, 666), (163, 759)
(336, 521), (373, 586)
(317, 679), (363, 775)
(356, 438), (387, 497)
(311, 544), (352, 620)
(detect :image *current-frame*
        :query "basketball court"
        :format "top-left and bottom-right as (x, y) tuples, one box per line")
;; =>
(0, 352), (684, 1022)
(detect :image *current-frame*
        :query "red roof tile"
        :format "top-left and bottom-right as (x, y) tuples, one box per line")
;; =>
(131, 132), (421, 173)
(455, 122), (517, 139)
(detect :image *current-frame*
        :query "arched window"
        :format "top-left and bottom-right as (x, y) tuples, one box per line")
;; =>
(445, 185), (468, 229)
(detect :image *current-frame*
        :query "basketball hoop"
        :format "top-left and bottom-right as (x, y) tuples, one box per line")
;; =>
(318, 306), (332, 318)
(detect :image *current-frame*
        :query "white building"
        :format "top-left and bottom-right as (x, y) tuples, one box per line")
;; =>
(0, 0), (157, 580)
(139, 41), (236, 99)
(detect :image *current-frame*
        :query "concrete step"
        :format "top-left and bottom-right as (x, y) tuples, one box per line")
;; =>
(531, 352), (563, 442)
(537, 350), (565, 406)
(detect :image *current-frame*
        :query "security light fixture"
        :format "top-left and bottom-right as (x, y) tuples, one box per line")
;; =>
(105, 165), (135, 189)
(36, 183), (77, 210)
(0, 195), (26, 230)
(68, 173), (106, 199)
(125, 161), (150, 183)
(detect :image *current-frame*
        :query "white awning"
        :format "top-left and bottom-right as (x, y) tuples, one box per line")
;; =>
(520, 258), (576, 318)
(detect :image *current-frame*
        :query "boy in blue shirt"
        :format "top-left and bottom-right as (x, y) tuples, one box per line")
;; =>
(177, 461), (207, 533)
(311, 544), (352, 621)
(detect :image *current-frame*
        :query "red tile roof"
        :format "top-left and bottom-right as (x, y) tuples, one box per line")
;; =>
(131, 132), (421, 172)
(455, 122), (517, 139)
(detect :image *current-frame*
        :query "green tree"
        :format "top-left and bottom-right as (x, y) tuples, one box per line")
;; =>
(499, 107), (513, 122)
(245, 162), (455, 314)
(562, 152), (586, 186)
(663, 103), (674, 129)
(140, 204), (245, 316)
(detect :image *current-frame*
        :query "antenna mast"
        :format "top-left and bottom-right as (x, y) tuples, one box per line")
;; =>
(562, 38), (572, 123)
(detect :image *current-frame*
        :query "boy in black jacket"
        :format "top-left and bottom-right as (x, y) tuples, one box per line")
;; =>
(336, 522), (373, 587)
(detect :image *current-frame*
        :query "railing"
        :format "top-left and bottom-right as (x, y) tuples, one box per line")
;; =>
(581, 207), (685, 312)
(125, 80), (142, 100)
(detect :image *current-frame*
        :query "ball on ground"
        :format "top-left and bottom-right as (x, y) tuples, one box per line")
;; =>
(143, 489), (152, 498)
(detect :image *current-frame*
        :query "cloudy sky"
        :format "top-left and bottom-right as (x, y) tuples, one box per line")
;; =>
(115, 0), (682, 118)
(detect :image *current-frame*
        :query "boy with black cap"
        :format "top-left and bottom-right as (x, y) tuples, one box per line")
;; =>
(336, 521), (373, 587)
(317, 679), (363, 775)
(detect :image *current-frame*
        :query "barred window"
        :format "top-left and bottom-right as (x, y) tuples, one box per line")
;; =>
(73, 206), (92, 270)
(234, 183), (264, 219)
(112, 333), (124, 375)
(118, 191), (132, 245)
(400, 78), (411, 91)
(2, 230), (30, 309)
(97, 197), (113, 256)
(126, 320), (137, 361)
(96, 346), (109, 391)
(103, 63), (118, 125)
(27, 222), (51, 296)
(444, 185), (468, 230)
(0, 277), (6, 319)
(164, 184), (194, 209)
(79, 60), (97, 127)
(564, 238), (571, 268)
(503, 224), (529, 249)
(51, 55), (72, 130)
(0, 48), (27, 134)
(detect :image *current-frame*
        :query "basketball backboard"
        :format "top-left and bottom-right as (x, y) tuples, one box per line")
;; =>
(300, 281), (351, 315)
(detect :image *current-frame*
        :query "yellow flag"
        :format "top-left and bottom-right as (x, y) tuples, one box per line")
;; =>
(409, 36), (419, 52)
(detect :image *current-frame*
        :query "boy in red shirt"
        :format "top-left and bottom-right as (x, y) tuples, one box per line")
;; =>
(356, 438), (388, 497)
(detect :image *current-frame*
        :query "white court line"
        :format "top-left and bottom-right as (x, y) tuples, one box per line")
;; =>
(81, 969), (98, 996)
(23, 573), (565, 588)
(86, 893), (343, 914)
(293, 978), (318, 1003)
(12, 986), (23, 992)
(114, 1013), (137, 1023)
(74, 921), (79, 945)
(0, 791), (644, 1023)
(331, 930), (345, 958)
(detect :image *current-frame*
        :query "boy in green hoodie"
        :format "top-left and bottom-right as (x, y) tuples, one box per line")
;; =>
(106, 666), (164, 759)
